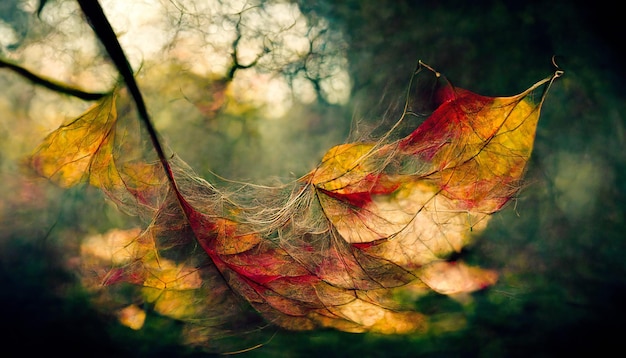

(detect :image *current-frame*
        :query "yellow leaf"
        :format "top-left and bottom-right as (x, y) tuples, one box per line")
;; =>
(30, 93), (117, 188)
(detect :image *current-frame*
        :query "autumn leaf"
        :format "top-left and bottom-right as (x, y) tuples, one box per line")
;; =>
(29, 61), (561, 352)
(304, 66), (561, 291)
(30, 93), (118, 188)
(30, 89), (167, 217)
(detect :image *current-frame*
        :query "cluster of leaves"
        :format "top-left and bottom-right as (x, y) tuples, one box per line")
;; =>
(29, 61), (561, 353)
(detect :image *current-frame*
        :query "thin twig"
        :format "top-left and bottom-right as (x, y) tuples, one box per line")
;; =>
(0, 58), (108, 100)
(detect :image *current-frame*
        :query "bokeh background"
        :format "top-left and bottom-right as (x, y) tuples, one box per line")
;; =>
(1, 0), (624, 356)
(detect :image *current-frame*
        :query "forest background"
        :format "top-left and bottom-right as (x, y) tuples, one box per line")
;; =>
(0, 0), (624, 356)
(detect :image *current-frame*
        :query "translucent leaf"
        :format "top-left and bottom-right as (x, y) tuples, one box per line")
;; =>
(30, 94), (118, 188)
(306, 70), (557, 279)
(30, 63), (561, 352)
(30, 90), (168, 218)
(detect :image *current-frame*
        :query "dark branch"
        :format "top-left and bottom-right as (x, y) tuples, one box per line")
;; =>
(0, 58), (108, 101)
(76, 0), (177, 188)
